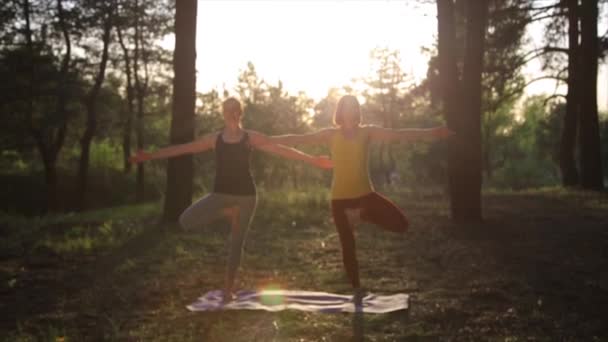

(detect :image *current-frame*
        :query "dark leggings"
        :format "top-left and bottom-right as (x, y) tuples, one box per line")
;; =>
(331, 192), (409, 288)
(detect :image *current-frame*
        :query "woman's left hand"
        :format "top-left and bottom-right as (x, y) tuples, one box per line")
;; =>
(313, 155), (333, 169)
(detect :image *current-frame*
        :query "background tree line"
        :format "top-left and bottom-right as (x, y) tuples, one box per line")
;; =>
(0, 0), (606, 222)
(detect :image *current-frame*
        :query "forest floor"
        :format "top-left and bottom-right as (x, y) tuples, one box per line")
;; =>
(1, 188), (608, 341)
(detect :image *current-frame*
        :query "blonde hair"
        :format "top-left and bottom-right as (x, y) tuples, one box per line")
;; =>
(333, 95), (361, 126)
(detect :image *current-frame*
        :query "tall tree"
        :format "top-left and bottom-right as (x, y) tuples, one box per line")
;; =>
(0, 0), (86, 211)
(481, 0), (529, 180)
(460, 0), (488, 220)
(559, 0), (580, 186)
(77, 1), (113, 210)
(578, 0), (603, 189)
(115, 2), (136, 173)
(437, 0), (488, 222)
(437, 0), (461, 218)
(26, 0), (73, 211)
(162, 0), (197, 223)
(132, 0), (148, 202)
(113, 0), (172, 198)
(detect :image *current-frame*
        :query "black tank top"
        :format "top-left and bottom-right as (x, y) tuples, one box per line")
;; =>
(213, 131), (256, 195)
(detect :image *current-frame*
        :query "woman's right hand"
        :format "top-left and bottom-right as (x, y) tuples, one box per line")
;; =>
(129, 150), (152, 164)
(432, 126), (455, 139)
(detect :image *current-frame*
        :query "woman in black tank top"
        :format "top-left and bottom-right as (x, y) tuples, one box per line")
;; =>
(213, 131), (256, 196)
(130, 97), (332, 300)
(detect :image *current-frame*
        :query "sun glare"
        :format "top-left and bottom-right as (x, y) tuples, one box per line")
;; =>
(194, 1), (436, 100)
(258, 283), (285, 306)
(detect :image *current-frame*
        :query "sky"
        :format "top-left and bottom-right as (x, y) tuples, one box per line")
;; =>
(170, 0), (608, 110)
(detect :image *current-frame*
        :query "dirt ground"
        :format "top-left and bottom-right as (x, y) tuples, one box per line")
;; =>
(1, 189), (607, 341)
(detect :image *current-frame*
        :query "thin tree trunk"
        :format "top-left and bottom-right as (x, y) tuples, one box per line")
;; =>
(133, 0), (146, 202)
(31, 0), (70, 212)
(42, 152), (59, 211)
(483, 115), (492, 180)
(116, 16), (135, 173)
(578, 0), (603, 189)
(162, 0), (197, 223)
(22, 0), (70, 212)
(77, 11), (112, 210)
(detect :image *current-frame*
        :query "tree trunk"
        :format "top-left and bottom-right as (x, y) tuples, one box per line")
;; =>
(133, 0), (146, 202)
(437, 0), (486, 222)
(135, 87), (145, 202)
(560, 0), (580, 187)
(23, 0), (71, 212)
(32, 0), (70, 212)
(162, 0), (197, 223)
(483, 116), (492, 180)
(578, 0), (603, 189)
(438, 0), (477, 222)
(457, 0), (486, 221)
(116, 19), (135, 173)
(42, 152), (59, 212)
(437, 0), (458, 197)
(77, 12), (112, 211)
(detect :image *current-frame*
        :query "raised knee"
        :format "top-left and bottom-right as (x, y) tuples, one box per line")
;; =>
(223, 206), (239, 219)
(179, 212), (192, 231)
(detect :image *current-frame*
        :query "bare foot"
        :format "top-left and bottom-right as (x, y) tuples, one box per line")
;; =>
(222, 289), (235, 303)
(352, 287), (367, 306)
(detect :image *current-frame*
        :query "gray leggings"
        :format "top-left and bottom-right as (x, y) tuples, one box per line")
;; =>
(179, 193), (257, 290)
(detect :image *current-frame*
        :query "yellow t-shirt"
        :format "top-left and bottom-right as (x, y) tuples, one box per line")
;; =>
(330, 126), (374, 199)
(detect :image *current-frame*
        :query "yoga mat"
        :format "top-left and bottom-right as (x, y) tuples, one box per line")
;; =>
(187, 289), (408, 313)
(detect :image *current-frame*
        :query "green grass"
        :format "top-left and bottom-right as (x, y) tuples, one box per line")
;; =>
(1, 188), (608, 340)
(0, 202), (159, 258)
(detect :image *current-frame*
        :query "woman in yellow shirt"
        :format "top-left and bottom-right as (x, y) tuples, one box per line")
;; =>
(266, 95), (452, 292)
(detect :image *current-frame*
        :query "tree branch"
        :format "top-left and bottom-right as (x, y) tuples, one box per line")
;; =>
(543, 93), (567, 106)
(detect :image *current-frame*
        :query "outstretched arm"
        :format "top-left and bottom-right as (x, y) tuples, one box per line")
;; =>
(257, 128), (334, 147)
(248, 131), (332, 169)
(367, 125), (453, 143)
(129, 133), (217, 163)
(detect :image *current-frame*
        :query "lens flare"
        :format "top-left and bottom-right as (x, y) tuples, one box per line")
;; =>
(259, 283), (284, 306)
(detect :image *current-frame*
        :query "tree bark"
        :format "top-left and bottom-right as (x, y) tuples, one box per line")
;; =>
(437, 0), (458, 200)
(458, 0), (487, 221)
(162, 0), (197, 223)
(560, 0), (580, 187)
(133, 0), (146, 202)
(26, 0), (71, 212)
(437, 0), (486, 222)
(578, 0), (603, 189)
(116, 15), (135, 174)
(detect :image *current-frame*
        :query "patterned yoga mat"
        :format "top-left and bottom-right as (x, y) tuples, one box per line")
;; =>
(187, 289), (408, 313)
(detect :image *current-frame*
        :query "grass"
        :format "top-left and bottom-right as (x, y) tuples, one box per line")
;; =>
(1, 187), (607, 341)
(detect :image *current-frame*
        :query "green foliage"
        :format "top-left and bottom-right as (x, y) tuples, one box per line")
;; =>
(0, 166), (162, 215)
(0, 0), (598, 216)
(232, 62), (329, 188)
(486, 96), (562, 189)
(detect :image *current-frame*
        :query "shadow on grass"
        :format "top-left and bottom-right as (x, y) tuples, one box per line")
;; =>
(0, 218), (172, 339)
